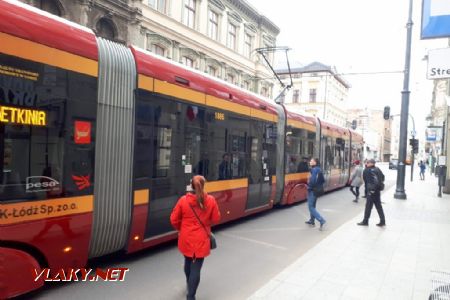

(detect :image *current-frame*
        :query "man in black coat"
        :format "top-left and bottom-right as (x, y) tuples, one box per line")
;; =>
(357, 159), (386, 226)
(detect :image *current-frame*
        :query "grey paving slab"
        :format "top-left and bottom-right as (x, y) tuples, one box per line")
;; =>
(248, 173), (450, 300)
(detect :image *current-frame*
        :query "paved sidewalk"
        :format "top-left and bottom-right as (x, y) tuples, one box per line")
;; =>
(248, 175), (450, 300)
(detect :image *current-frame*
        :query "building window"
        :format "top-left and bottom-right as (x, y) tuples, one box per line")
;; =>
(227, 74), (235, 84)
(208, 10), (219, 40)
(148, 0), (167, 13)
(151, 44), (166, 56)
(293, 89), (300, 103)
(184, 0), (196, 29)
(38, 0), (62, 16)
(96, 18), (116, 41)
(309, 88), (317, 103)
(243, 81), (250, 90)
(261, 87), (268, 97)
(227, 23), (237, 50)
(244, 33), (253, 58)
(181, 56), (194, 68)
(208, 66), (217, 77)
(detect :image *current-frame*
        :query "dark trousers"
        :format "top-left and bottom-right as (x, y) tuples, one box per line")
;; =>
(184, 256), (204, 300)
(363, 191), (385, 223)
(350, 186), (360, 198)
(420, 171), (425, 180)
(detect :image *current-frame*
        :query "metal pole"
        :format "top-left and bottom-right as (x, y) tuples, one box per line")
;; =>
(410, 116), (416, 182)
(323, 75), (328, 119)
(411, 137), (414, 182)
(394, 0), (413, 200)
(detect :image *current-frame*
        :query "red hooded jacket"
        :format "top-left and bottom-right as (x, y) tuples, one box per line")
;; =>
(170, 193), (221, 258)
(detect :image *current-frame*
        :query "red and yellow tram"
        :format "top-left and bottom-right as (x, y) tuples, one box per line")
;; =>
(0, 1), (363, 298)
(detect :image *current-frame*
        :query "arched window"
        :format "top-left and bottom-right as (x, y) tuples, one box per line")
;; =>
(261, 87), (268, 97)
(151, 44), (166, 57)
(181, 56), (194, 68)
(38, 0), (62, 16)
(96, 18), (116, 41)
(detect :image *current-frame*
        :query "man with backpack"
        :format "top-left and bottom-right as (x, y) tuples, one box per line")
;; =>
(357, 159), (386, 227)
(305, 158), (327, 231)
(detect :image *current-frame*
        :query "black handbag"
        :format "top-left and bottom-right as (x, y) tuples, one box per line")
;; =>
(189, 204), (217, 250)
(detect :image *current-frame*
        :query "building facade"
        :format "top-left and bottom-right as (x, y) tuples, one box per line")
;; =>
(276, 62), (350, 127)
(21, 0), (279, 97)
(427, 79), (448, 157)
(347, 108), (392, 162)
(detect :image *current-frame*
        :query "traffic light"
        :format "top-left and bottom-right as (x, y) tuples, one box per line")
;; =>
(409, 138), (419, 154)
(351, 120), (357, 130)
(383, 106), (390, 120)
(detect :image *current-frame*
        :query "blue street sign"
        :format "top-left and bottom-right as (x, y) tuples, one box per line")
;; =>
(422, 0), (450, 39)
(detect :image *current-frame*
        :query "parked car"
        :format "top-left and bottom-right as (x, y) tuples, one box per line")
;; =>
(389, 159), (399, 169)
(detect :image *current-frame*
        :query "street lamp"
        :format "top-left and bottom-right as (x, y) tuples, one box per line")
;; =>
(391, 113), (416, 181)
(394, 0), (413, 200)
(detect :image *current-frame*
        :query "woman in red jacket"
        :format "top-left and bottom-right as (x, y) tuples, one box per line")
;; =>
(170, 175), (221, 300)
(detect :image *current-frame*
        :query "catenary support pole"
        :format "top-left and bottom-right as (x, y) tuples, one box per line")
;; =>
(394, 0), (413, 200)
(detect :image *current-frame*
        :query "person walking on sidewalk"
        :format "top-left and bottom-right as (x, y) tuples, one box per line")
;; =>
(358, 159), (386, 227)
(305, 158), (327, 230)
(419, 160), (426, 180)
(170, 175), (221, 300)
(349, 160), (363, 202)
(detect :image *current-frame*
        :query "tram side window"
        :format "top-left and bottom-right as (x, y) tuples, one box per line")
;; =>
(184, 104), (206, 178)
(285, 127), (305, 174)
(153, 102), (181, 178)
(351, 145), (357, 164)
(204, 111), (249, 181)
(0, 56), (97, 202)
(1, 74), (63, 201)
(351, 144), (363, 164)
(228, 114), (249, 179)
(0, 111), (65, 201)
(344, 141), (350, 169)
(205, 109), (228, 181)
(135, 100), (153, 179)
(263, 123), (277, 176)
(335, 138), (344, 169)
(307, 131), (316, 157)
(323, 136), (334, 171)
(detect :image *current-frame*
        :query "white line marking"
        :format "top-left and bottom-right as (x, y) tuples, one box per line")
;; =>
(228, 227), (304, 233)
(220, 232), (287, 250)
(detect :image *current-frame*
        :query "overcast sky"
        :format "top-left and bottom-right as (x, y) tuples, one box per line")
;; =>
(247, 0), (447, 137)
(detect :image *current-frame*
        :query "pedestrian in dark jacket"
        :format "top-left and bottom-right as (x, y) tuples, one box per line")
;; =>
(357, 159), (386, 227)
(305, 158), (326, 230)
(361, 159), (368, 198)
(170, 175), (221, 300)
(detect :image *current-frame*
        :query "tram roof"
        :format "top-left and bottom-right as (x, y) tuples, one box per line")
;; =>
(0, 0), (98, 61)
(285, 110), (317, 127)
(319, 119), (350, 138)
(132, 46), (279, 118)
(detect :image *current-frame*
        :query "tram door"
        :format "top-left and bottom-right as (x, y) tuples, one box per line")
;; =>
(135, 95), (207, 239)
(246, 121), (275, 210)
